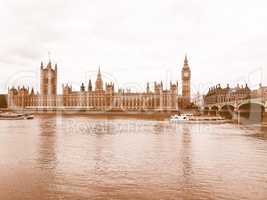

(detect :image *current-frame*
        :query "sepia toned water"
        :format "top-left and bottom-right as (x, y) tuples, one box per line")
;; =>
(0, 115), (267, 200)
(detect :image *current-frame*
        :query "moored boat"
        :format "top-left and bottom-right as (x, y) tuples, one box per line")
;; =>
(170, 114), (231, 124)
(0, 112), (34, 120)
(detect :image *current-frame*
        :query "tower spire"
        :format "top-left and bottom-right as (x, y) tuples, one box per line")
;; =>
(88, 79), (92, 92)
(95, 66), (103, 91)
(146, 82), (150, 93)
(184, 54), (188, 65)
(181, 53), (191, 108)
(40, 61), (44, 70)
(97, 66), (101, 77)
(47, 51), (52, 69)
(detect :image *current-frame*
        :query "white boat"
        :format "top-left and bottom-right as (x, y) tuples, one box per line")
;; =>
(170, 114), (231, 124)
(170, 114), (188, 123)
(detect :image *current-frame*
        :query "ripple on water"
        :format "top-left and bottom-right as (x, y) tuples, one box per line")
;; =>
(0, 115), (267, 200)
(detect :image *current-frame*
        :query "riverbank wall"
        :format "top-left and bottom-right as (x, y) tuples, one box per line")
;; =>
(1, 108), (177, 119)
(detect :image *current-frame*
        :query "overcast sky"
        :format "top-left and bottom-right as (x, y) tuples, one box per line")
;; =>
(0, 0), (266, 94)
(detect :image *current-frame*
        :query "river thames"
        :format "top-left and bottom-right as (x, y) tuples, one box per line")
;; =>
(0, 115), (267, 200)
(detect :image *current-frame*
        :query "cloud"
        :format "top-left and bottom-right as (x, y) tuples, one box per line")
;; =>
(0, 0), (266, 94)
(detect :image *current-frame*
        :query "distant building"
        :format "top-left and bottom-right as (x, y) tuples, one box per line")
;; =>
(203, 84), (251, 106)
(203, 83), (267, 122)
(8, 56), (193, 112)
(0, 94), (7, 108)
(250, 84), (267, 99)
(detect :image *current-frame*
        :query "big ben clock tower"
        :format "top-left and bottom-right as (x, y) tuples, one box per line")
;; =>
(182, 55), (191, 108)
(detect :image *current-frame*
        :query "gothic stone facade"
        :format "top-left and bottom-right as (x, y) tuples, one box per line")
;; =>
(8, 59), (191, 112)
(203, 84), (251, 106)
(203, 83), (267, 106)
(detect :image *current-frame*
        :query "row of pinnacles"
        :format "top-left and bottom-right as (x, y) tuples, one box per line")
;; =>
(63, 80), (178, 95)
(60, 67), (179, 111)
(203, 83), (267, 106)
(8, 56), (191, 112)
(8, 86), (36, 108)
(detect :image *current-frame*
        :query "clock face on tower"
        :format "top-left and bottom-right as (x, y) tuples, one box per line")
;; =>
(183, 71), (189, 78)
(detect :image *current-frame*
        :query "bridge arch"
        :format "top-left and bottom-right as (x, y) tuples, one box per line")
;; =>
(203, 107), (209, 115)
(238, 101), (265, 110)
(220, 104), (235, 119)
(210, 105), (219, 116)
(238, 102), (265, 123)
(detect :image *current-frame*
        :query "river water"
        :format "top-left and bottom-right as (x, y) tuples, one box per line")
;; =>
(0, 115), (267, 200)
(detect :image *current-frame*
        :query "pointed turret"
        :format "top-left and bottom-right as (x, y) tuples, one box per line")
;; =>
(95, 66), (103, 92)
(184, 54), (188, 65)
(41, 61), (44, 70)
(30, 88), (35, 95)
(47, 60), (52, 69)
(146, 82), (150, 93)
(183, 54), (189, 68)
(97, 66), (102, 79)
(88, 79), (92, 92)
(80, 83), (85, 92)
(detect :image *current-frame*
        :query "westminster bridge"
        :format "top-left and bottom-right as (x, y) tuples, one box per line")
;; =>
(203, 97), (267, 123)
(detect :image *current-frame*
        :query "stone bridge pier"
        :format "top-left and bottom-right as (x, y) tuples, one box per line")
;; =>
(205, 100), (267, 123)
(232, 104), (267, 123)
(263, 106), (267, 122)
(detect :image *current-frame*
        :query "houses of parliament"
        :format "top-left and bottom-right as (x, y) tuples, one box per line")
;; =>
(8, 56), (191, 112)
